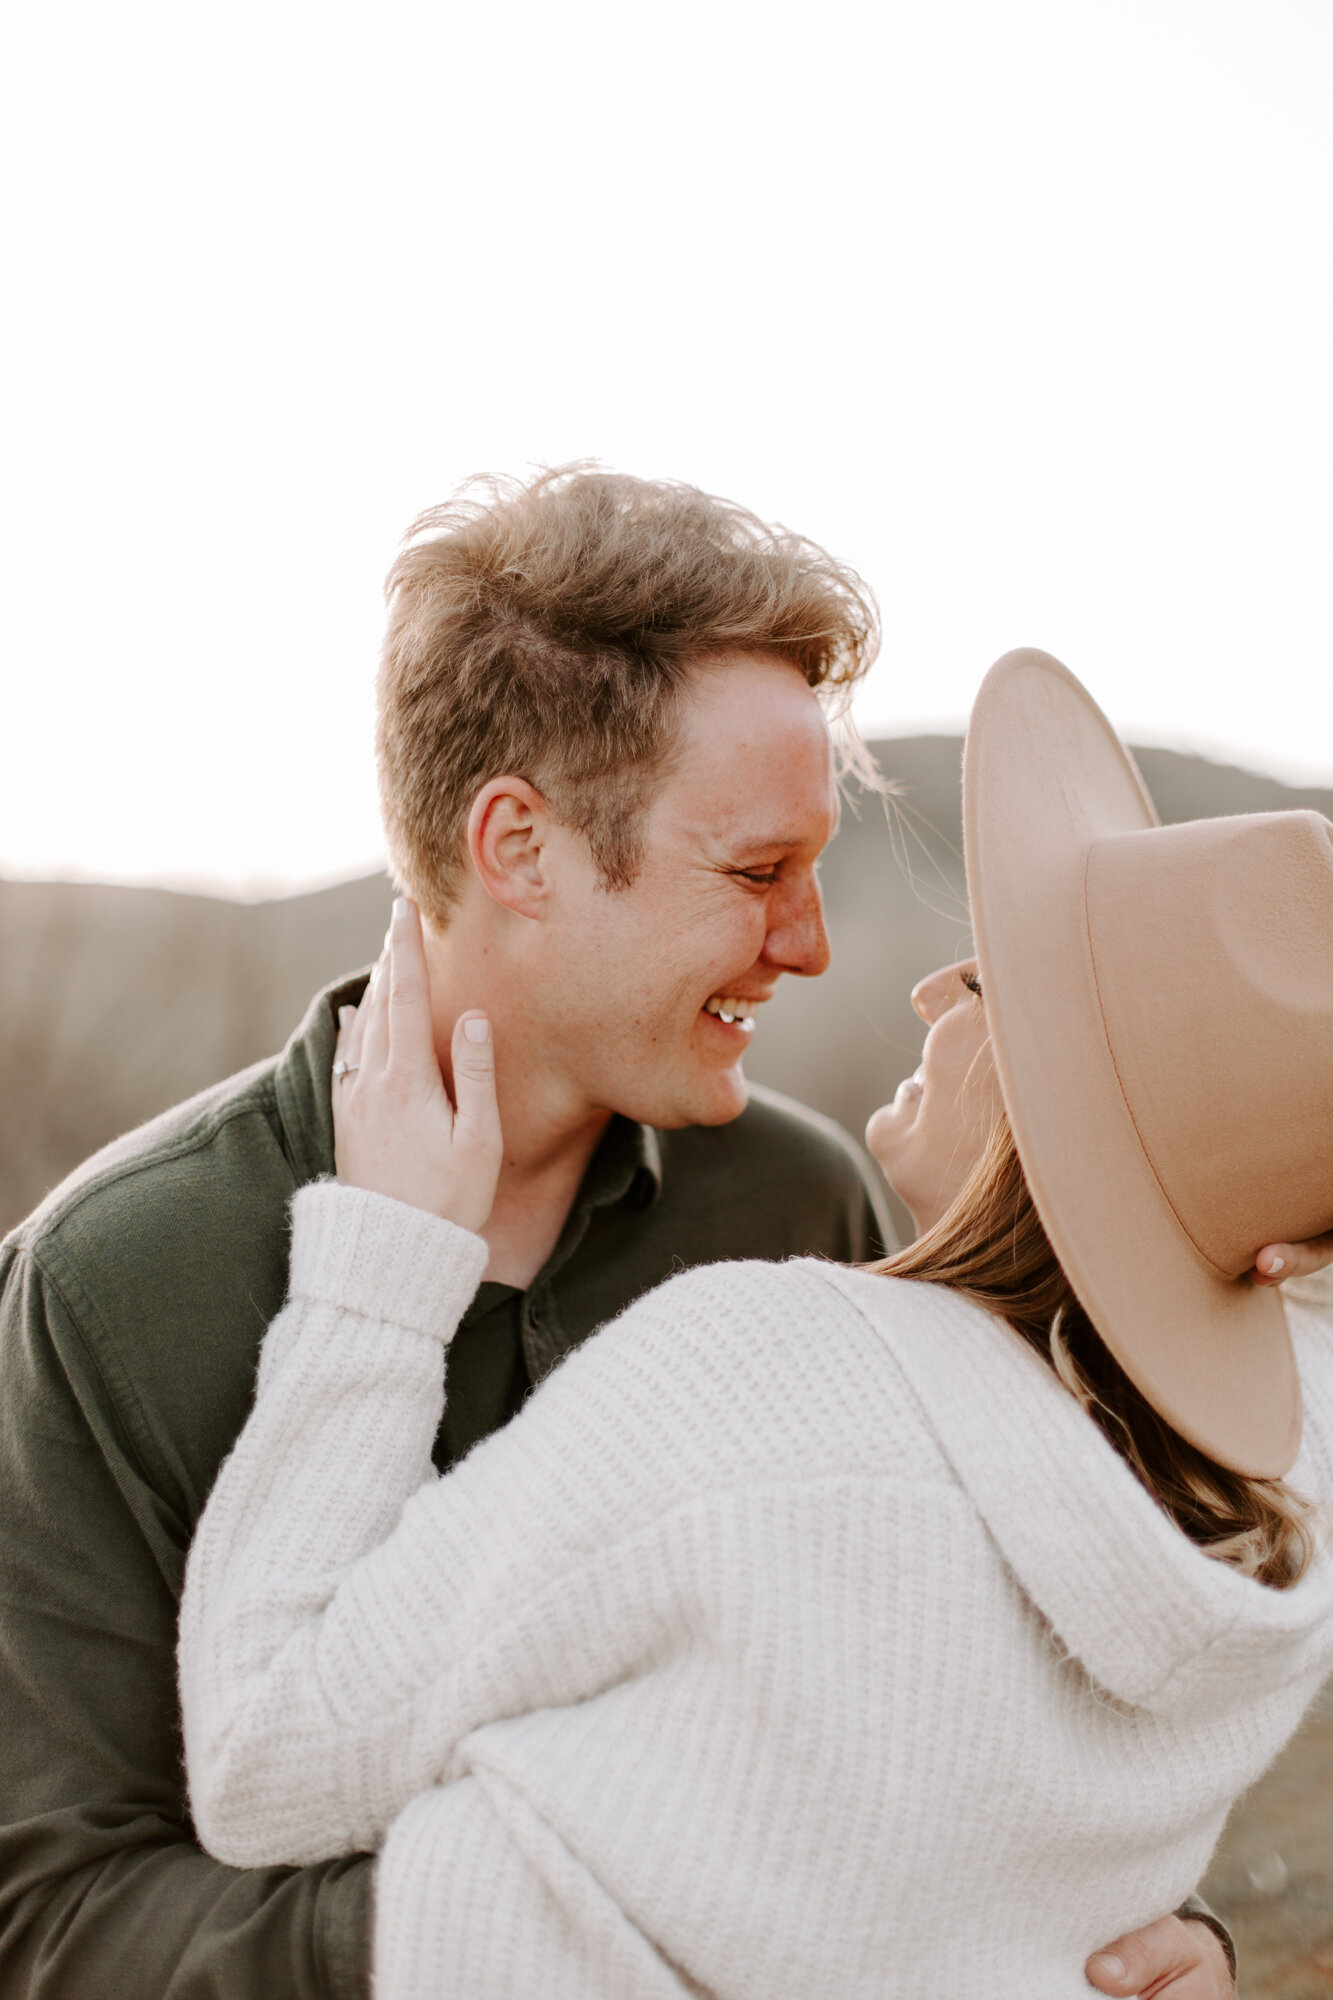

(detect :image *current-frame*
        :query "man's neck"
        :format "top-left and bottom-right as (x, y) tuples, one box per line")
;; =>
(424, 921), (614, 1289)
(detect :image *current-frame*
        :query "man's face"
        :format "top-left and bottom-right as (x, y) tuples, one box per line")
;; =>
(536, 653), (839, 1128)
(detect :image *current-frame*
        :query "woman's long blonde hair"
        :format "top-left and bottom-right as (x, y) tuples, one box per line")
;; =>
(877, 1115), (1317, 1589)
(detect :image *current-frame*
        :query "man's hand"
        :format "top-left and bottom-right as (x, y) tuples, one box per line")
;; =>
(1086, 1914), (1235, 1998)
(1252, 1231), (1333, 1287)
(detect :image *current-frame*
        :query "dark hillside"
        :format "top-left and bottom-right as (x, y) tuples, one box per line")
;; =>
(6, 736), (1331, 1245)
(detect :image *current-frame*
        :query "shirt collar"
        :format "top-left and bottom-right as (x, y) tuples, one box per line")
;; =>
(579, 1112), (664, 1214)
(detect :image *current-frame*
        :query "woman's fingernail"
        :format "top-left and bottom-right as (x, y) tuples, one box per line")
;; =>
(1263, 1253), (1285, 1276)
(463, 1016), (490, 1043)
(1086, 1953), (1126, 1984)
(393, 896), (410, 925)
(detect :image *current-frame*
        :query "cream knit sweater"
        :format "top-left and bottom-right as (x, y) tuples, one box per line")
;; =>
(180, 1184), (1333, 1999)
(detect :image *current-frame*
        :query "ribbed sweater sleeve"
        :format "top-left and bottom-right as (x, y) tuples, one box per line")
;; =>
(178, 1182), (490, 1864)
(178, 1181), (760, 1876)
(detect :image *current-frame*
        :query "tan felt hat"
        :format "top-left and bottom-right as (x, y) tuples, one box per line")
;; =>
(963, 649), (1333, 1477)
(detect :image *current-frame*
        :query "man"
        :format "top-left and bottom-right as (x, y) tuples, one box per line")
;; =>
(0, 468), (1243, 1996)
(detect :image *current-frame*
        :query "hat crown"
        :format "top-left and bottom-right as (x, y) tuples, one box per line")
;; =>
(1086, 810), (1333, 1279)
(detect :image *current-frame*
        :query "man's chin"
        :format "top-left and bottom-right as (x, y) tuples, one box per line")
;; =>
(633, 1065), (750, 1131)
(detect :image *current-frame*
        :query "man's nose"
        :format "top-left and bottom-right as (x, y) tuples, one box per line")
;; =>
(763, 873), (831, 979)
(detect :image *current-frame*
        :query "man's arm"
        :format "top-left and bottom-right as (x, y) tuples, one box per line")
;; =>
(0, 1242), (372, 2000)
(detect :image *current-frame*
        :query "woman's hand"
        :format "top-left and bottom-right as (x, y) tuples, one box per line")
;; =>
(332, 897), (502, 1235)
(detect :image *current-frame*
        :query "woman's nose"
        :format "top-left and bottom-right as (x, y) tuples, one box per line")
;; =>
(912, 960), (975, 1025)
(910, 973), (942, 1025)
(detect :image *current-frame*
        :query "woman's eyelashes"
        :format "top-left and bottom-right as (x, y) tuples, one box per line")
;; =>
(960, 967), (983, 998)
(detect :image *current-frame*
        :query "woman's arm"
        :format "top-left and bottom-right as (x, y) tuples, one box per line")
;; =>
(178, 1181), (487, 1863)
(179, 1175), (754, 1869)
(181, 900), (513, 1863)
(179, 901), (720, 1869)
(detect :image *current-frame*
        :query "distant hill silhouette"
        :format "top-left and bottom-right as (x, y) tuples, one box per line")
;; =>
(6, 735), (1332, 1242)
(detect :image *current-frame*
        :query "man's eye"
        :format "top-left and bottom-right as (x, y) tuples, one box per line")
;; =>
(732, 868), (780, 887)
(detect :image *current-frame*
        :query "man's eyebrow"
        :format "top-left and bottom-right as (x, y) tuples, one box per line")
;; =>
(722, 828), (835, 855)
(744, 799), (842, 848)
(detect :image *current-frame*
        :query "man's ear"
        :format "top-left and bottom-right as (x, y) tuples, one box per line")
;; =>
(466, 777), (554, 919)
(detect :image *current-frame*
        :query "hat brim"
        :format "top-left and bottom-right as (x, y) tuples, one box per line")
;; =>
(963, 650), (1301, 1478)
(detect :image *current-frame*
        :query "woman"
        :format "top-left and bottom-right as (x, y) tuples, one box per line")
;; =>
(179, 652), (1333, 1997)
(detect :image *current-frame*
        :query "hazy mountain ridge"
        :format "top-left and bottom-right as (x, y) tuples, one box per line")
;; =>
(6, 736), (1332, 1242)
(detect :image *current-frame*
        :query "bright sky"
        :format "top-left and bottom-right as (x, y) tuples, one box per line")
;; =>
(3, 0), (1330, 895)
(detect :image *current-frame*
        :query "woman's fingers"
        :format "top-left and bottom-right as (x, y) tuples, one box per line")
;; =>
(1252, 1232), (1333, 1287)
(334, 914), (386, 1087)
(385, 898), (437, 1081)
(348, 994), (368, 1067)
(446, 1012), (502, 1231)
(359, 930), (393, 1079)
(337, 1001), (365, 1069)
(450, 1013), (503, 1191)
(331, 906), (502, 1235)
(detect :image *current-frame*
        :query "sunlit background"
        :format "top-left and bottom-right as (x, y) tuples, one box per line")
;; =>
(3, 0), (1331, 895)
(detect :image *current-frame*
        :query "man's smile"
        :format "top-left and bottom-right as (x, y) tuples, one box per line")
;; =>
(701, 993), (769, 1033)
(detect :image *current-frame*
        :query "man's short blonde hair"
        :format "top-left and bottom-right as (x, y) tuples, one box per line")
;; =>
(376, 464), (879, 923)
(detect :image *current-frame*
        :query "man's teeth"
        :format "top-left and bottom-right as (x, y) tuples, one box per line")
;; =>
(704, 996), (757, 1027)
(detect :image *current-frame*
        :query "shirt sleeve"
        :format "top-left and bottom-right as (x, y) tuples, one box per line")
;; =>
(0, 1239), (373, 2000)
(179, 1181), (740, 1870)
(1177, 1896), (1237, 1982)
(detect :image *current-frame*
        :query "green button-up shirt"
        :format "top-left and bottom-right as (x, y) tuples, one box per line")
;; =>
(0, 974), (890, 2000)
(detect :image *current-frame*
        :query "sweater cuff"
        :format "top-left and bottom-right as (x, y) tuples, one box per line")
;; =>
(289, 1181), (489, 1342)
